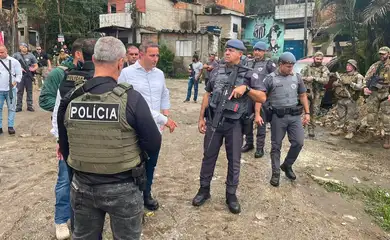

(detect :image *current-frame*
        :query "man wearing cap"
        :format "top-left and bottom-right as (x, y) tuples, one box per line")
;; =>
(330, 60), (364, 139)
(359, 46), (390, 148)
(13, 43), (39, 112)
(192, 39), (266, 214)
(261, 52), (310, 187)
(33, 46), (52, 90)
(300, 51), (330, 137)
(242, 41), (276, 158)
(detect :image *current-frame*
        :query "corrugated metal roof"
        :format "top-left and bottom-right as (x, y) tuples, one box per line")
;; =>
(160, 29), (219, 35)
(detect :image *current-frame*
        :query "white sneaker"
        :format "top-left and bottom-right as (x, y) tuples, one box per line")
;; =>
(55, 223), (70, 240)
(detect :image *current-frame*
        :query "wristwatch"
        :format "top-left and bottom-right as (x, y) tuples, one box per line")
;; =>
(305, 112), (310, 115)
(244, 85), (251, 94)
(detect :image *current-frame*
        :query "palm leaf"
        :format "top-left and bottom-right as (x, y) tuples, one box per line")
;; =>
(363, 0), (390, 24)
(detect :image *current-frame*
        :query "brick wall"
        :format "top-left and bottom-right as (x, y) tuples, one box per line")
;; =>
(216, 0), (245, 14)
(107, 0), (146, 13)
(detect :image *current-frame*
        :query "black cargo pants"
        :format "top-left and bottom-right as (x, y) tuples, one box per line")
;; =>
(270, 114), (304, 171)
(199, 119), (242, 194)
(244, 110), (267, 150)
(17, 73), (33, 109)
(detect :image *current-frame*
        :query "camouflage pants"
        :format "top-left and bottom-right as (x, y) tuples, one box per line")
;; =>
(307, 90), (324, 130)
(35, 67), (49, 88)
(334, 98), (358, 133)
(366, 90), (390, 135)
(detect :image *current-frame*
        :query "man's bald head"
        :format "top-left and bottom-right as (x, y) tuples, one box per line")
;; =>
(0, 45), (8, 59)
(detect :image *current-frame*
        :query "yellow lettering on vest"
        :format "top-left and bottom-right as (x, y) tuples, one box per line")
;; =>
(67, 75), (85, 82)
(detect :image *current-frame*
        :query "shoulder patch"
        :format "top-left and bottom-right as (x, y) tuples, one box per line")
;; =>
(69, 102), (120, 122)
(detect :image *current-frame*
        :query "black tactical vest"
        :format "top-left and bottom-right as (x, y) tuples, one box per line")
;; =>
(210, 64), (249, 120)
(60, 69), (94, 98)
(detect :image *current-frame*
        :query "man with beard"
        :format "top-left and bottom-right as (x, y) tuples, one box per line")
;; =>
(330, 59), (364, 140)
(300, 51), (330, 137)
(241, 41), (276, 158)
(13, 43), (39, 112)
(358, 46), (390, 148)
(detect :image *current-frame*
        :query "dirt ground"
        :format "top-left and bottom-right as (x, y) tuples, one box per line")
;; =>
(1, 79), (390, 240)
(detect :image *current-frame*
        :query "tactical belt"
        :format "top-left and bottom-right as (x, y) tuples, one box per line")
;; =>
(272, 106), (303, 118)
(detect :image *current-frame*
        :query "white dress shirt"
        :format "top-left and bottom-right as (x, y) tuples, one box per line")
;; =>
(0, 56), (22, 91)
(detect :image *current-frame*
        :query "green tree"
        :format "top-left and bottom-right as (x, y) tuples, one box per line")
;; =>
(157, 45), (175, 77)
(245, 0), (275, 15)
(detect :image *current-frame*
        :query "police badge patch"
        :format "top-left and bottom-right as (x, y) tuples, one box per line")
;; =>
(258, 67), (263, 72)
(252, 73), (259, 79)
(69, 102), (120, 122)
(291, 84), (297, 89)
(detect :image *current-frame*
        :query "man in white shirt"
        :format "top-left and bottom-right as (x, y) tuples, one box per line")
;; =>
(118, 42), (177, 211)
(184, 55), (203, 103)
(0, 45), (22, 135)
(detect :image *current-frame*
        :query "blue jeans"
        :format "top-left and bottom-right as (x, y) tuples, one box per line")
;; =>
(145, 149), (161, 195)
(0, 88), (17, 129)
(185, 77), (199, 101)
(55, 159), (71, 224)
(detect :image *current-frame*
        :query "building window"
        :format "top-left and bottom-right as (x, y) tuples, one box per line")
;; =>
(110, 4), (117, 13)
(125, 3), (131, 13)
(233, 23), (238, 33)
(176, 40), (192, 57)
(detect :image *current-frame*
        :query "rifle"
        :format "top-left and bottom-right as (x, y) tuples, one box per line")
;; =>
(16, 53), (35, 83)
(335, 72), (352, 100)
(366, 75), (385, 91)
(206, 65), (239, 152)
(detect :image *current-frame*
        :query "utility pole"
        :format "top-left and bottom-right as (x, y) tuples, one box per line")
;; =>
(303, 0), (308, 57)
(13, 0), (19, 53)
(56, 0), (63, 45)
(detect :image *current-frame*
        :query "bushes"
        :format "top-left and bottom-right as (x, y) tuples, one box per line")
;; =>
(157, 44), (175, 77)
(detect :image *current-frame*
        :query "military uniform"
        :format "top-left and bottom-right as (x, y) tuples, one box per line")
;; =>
(192, 40), (265, 214)
(242, 43), (276, 157)
(359, 47), (390, 148)
(300, 54), (330, 137)
(57, 76), (162, 239)
(330, 60), (364, 139)
(261, 52), (308, 187)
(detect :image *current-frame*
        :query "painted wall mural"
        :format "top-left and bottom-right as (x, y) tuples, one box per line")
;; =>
(244, 14), (285, 57)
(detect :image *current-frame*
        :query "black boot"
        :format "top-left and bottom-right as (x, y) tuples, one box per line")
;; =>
(270, 171), (280, 187)
(241, 144), (254, 153)
(8, 127), (15, 135)
(144, 193), (159, 211)
(226, 193), (241, 214)
(27, 106), (35, 112)
(192, 186), (210, 206)
(280, 163), (296, 180)
(254, 148), (264, 158)
(0, 128), (3, 134)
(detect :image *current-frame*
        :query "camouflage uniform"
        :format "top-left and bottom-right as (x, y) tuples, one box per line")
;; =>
(300, 55), (330, 136)
(330, 63), (364, 139)
(360, 47), (390, 148)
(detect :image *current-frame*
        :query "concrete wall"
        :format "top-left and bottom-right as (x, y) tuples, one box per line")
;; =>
(159, 32), (218, 73)
(139, 0), (203, 31)
(197, 15), (235, 39)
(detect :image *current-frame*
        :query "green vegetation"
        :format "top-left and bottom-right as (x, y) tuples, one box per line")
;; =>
(314, 179), (390, 231)
(156, 44), (175, 77)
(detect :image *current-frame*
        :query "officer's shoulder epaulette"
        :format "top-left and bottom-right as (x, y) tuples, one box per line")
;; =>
(113, 82), (133, 97)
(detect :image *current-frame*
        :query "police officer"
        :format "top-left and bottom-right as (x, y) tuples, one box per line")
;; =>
(57, 36), (162, 239)
(242, 41), (276, 158)
(58, 38), (97, 99)
(261, 52), (310, 187)
(192, 39), (266, 214)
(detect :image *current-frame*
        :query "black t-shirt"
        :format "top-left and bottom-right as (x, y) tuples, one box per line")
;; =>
(57, 77), (162, 185)
(35, 52), (49, 67)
